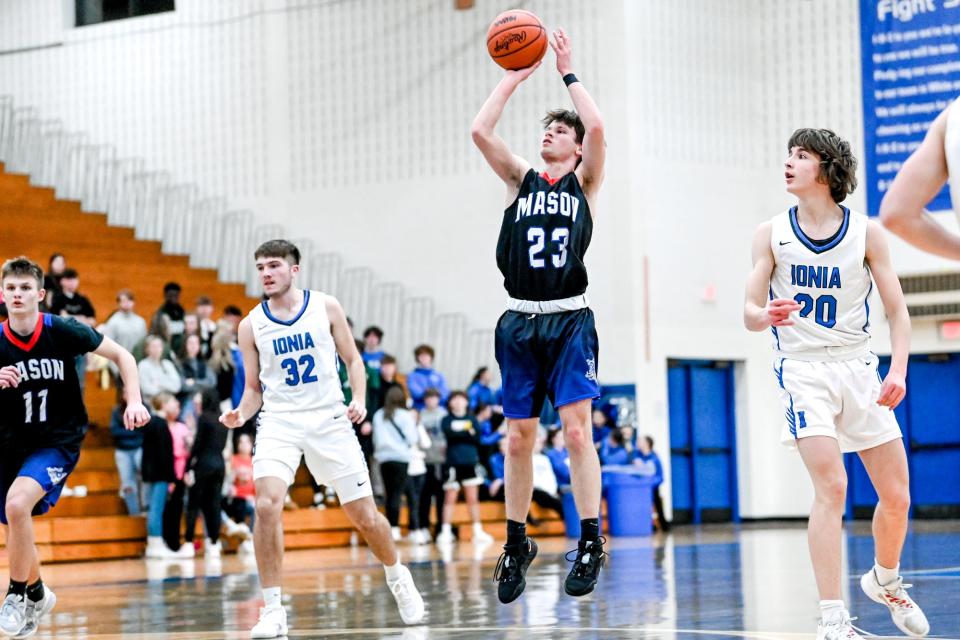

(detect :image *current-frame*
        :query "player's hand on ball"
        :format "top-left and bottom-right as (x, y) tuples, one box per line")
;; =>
(549, 27), (573, 75)
(0, 365), (21, 389)
(346, 400), (367, 424)
(877, 370), (906, 409)
(124, 402), (151, 429)
(506, 60), (541, 83)
(765, 298), (802, 327)
(220, 408), (245, 429)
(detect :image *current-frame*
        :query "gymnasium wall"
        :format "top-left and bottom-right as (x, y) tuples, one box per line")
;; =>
(1, 0), (957, 518)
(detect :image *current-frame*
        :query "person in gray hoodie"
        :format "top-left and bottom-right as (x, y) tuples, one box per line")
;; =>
(417, 388), (447, 540)
(372, 386), (419, 541)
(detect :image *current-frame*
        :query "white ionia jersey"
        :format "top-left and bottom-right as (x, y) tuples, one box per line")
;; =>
(768, 207), (873, 354)
(947, 97), (960, 211)
(249, 290), (345, 413)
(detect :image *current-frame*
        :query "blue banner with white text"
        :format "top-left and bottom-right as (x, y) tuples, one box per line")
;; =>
(860, 0), (960, 215)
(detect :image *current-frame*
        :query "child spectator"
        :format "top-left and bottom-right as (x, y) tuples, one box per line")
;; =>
(437, 391), (493, 545)
(154, 393), (193, 557)
(407, 344), (449, 410)
(225, 433), (256, 553)
(138, 334), (182, 404)
(141, 394), (178, 558)
(600, 428), (630, 466)
(361, 326), (386, 370)
(404, 416), (432, 545)
(634, 435), (669, 532)
(184, 388), (229, 557)
(545, 428), (571, 486)
(372, 386), (419, 541)
(110, 387), (144, 515)
(531, 431), (564, 523)
(417, 389), (447, 540)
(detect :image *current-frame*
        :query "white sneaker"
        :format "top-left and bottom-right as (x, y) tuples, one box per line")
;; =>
(176, 543), (195, 559)
(405, 531), (421, 545)
(386, 565), (425, 625)
(0, 594), (27, 636)
(472, 524), (494, 544)
(204, 540), (222, 558)
(816, 611), (865, 640)
(145, 536), (179, 559)
(250, 605), (287, 639)
(861, 570), (930, 638)
(239, 539), (255, 555)
(435, 529), (454, 545)
(13, 587), (56, 639)
(391, 527), (402, 542)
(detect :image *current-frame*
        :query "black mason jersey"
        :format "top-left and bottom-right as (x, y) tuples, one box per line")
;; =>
(496, 169), (593, 301)
(0, 314), (103, 451)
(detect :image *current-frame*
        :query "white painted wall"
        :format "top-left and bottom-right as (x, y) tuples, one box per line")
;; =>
(1, 0), (956, 518)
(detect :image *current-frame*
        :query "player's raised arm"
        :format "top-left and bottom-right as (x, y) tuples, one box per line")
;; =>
(326, 295), (367, 425)
(880, 107), (960, 259)
(471, 66), (538, 190)
(744, 222), (801, 331)
(221, 317), (262, 428)
(93, 336), (149, 428)
(552, 28), (604, 193)
(866, 220), (910, 409)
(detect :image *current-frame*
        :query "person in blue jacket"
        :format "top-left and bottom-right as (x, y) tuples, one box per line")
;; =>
(467, 367), (496, 411)
(544, 428), (571, 486)
(599, 429), (630, 466)
(406, 344), (450, 410)
(634, 435), (668, 532)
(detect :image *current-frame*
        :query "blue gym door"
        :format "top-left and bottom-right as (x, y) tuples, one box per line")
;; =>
(846, 353), (960, 519)
(667, 360), (739, 525)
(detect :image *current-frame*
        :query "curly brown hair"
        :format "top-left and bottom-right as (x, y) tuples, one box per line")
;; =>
(787, 128), (858, 203)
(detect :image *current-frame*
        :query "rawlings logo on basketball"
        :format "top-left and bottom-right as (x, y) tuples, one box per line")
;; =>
(493, 15), (517, 27)
(494, 31), (526, 53)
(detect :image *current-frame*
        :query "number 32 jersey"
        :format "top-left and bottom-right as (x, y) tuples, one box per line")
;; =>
(249, 290), (345, 414)
(496, 169), (593, 301)
(769, 206), (873, 353)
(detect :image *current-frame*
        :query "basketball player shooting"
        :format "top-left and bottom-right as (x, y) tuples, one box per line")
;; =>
(471, 27), (607, 604)
(219, 240), (424, 638)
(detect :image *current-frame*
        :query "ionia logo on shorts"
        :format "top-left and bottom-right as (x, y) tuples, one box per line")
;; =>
(46, 466), (67, 485)
(585, 358), (597, 382)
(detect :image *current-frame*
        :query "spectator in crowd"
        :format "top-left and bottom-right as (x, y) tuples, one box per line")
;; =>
(417, 388), (447, 540)
(437, 391), (493, 545)
(110, 387), (144, 516)
(178, 333), (216, 401)
(467, 367), (497, 411)
(141, 395), (178, 558)
(592, 407), (613, 445)
(157, 392), (193, 556)
(486, 437), (507, 501)
(151, 282), (186, 354)
(138, 335), (182, 404)
(375, 355), (407, 410)
(195, 296), (218, 359)
(221, 305), (243, 334)
(600, 428), (630, 466)
(545, 428), (571, 486)
(225, 433), (256, 553)
(372, 387), (419, 542)
(361, 326), (386, 370)
(183, 313), (200, 341)
(184, 387), (229, 557)
(530, 430), (564, 524)
(49, 268), (96, 390)
(209, 322), (244, 410)
(404, 416), (432, 545)
(407, 344), (449, 410)
(99, 289), (148, 391)
(634, 435), (669, 532)
(42, 253), (66, 310)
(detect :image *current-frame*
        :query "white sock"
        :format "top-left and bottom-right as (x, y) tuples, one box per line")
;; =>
(819, 600), (846, 623)
(262, 587), (281, 609)
(874, 560), (900, 587)
(441, 523), (452, 535)
(384, 559), (403, 581)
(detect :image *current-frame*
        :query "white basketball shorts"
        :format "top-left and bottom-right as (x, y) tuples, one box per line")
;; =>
(253, 406), (372, 504)
(775, 352), (902, 453)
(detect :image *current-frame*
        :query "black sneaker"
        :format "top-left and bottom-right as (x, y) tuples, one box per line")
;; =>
(493, 537), (538, 604)
(564, 536), (606, 597)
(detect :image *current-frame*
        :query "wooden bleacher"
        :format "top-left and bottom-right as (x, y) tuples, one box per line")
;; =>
(0, 162), (568, 564)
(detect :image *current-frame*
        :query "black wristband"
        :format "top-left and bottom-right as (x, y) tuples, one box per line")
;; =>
(562, 73), (579, 87)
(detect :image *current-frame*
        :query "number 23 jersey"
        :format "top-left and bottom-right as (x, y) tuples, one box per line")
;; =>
(769, 206), (873, 353)
(249, 290), (345, 413)
(496, 169), (593, 302)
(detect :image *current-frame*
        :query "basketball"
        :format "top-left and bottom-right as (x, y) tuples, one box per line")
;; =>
(486, 9), (547, 70)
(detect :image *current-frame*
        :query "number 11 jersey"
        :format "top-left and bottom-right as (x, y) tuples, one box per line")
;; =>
(249, 290), (345, 414)
(496, 169), (593, 301)
(769, 206), (873, 354)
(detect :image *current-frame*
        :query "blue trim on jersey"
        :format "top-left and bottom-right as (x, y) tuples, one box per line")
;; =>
(863, 279), (872, 333)
(260, 290), (311, 326)
(789, 206), (850, 254)
(775, 358), (797, 438)
(768, 286), (781, 349)
(42, 313), (53, 327)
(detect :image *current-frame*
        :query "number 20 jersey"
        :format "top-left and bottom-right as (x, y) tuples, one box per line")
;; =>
(496, 169), (593, 301)
(769, 207), (873, 354)
(248, 290), (345, 413)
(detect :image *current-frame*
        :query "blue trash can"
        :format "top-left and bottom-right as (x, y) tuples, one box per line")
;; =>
(604, 469), (654, 537)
